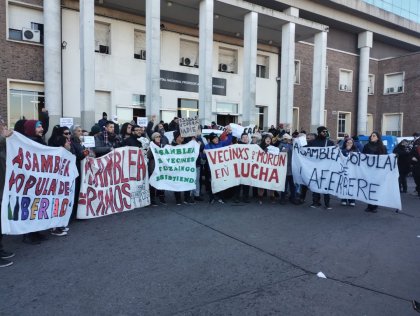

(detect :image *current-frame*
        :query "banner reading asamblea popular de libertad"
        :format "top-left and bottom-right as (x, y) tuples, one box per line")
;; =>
(1, 132), (78, 235)
(292, 143), (402, 210)
(206, 144), (288, 193)
(77, 147), (150, 219)
(149, 140), (200, 191)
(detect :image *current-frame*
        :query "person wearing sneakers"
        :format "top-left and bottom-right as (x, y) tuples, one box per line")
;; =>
(309, 126), (335, 209)
(147, 132), (167, 206)
(340, 138), (359, 207)
(0, 116), (15, 267)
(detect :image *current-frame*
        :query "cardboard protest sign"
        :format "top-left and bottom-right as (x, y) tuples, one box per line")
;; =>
(81, 136), (95, 148)
(149, 140), (200, 191)
(206, 144), (287, 193)
(179, 117), (199, 137)
(292, 143), (402, 209)
(1, 133), (78, 234)
(77, 147), (149, 219)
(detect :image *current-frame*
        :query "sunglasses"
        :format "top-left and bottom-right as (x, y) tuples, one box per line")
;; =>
(63, 132), (71, 135)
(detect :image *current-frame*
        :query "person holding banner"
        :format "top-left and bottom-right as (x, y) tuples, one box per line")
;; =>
(234, 133), (251, 203)
(309, 126), (335, 209)
(0, 117), (15, 267)
(258, 134), (276, 205)
(362, 132), (387, 213)
(340, 138), (359, 207)
(120, 123), (133, 141)
(204, 127), (233, 204)
(147, 132), (167, 206)
(279, 133), (298, 205)
(147, 116), (169, 146)
(122, 125), (144, 148)
(93, 121), (123, 157)
(171, 131), (195, 205)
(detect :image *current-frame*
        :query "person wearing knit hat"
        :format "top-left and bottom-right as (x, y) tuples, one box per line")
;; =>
(151, 132), (161, 141)
(98, 112), (108, 130)
(23, 120), (45, 144)
(90, 124), (101, 136)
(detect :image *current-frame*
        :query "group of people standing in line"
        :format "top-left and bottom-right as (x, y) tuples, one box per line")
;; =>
(1, 110), (419, 268)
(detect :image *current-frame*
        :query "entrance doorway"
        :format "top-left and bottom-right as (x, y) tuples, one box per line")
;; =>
(178, 99), (198, 118)
(217, 114), (237, 126)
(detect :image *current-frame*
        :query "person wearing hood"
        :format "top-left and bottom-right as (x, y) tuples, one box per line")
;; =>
(393, 139), (412, 194)
(309, 126), (335, 210)
(98, 112), (108, 130)
(362, 132), (387, 213)
(168, 117), (180, 132)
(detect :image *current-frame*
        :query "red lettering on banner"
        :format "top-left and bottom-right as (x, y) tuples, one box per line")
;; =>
(137, 150), (147, 181)
(59, 199), (69, 217)
(129, 149), (137, 181)
(52, 198), (59, 217)
(12, 148), (24, 168)
(206, 151), (218, 165)
(41, 155), (53, 173)
(24, 151), (31, 170)
(8, 171), (25, 192)
(23, 175), (36, 195)
(86, 187), (97, 217)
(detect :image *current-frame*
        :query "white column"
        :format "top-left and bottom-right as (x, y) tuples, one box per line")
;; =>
(357, 31), (373, 136)
(43, 0), (62, 130)
(279, 7), (298, 131)
(146, 0), (161, 121)
(242, 11), (258, 126)
(80, 0), (95, 129)
(310, 31), (327, 132)
(199, 0), (214, 125)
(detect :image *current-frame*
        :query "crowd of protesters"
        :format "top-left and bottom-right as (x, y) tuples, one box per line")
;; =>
(1, 111), (419, 268)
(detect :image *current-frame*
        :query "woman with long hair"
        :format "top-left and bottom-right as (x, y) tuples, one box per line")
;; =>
(341, 138), (359, 207)
(258, 134), (275, 205)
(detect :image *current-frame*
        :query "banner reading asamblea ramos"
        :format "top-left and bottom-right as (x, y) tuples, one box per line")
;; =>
(292, 143), (402, 210)
(149, 141), (200, 191)
(206, 144), (287, 193)
(77, 147), (149, 219)
(1, 132), (78, 234)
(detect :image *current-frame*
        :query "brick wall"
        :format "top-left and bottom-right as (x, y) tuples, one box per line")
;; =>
(0, 0), (44, 125)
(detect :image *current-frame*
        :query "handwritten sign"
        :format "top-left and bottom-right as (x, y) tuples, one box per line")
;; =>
(77, 147), (149, 219)
(179, 117), (200, 138)
(60, 118), (74, 128)
(1, 133), (78, 234)
(81, 136), (95, 148)
(137, 117), (148, 127)
(292, 143), (402, 209)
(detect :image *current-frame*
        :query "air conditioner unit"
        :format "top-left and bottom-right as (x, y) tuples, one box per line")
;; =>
(368, 87), (373, 94)
(140, 50), (146, 60)
(180, 57), (191, 66)
(397, 86), (403, 92)
(388, 87), (395, 93)
(22, 28), (40, 43)
(219, 63), (228, 72)
(99, 45), (109, 54)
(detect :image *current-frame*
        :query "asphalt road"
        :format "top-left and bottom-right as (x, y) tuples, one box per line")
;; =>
(1, 178), (419, 315)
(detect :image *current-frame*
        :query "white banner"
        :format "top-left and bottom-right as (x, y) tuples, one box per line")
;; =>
(292, 143), (402, 210)
(77, 147), (150, 219)
(1, 133), (78, 234)
(149, 141), (200, 191)
(229, 123), (256, 139)
(206, 144), (287, 193)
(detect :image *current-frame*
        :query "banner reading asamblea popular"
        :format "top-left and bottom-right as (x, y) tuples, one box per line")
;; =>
(77, 147), (150, 219)
(292, 143), (402, 210)
(206, 144), (288, 193)
(1, 132), (78, 234)
(149, 140), (200, 191)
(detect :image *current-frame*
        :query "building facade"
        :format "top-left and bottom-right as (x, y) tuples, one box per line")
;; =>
(1, 0), (420, 139)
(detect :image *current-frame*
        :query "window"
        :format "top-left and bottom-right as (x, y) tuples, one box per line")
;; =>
(134, 30), (146, 60)
(216, 102), (238, 114)
(180, 39), (199, 67)
(256, 106), (268, 130)
(382, 113), (402, 136)
(368, 74), (375, 95)
(95, 91), (111, 121)
(95, 22), (111, 54)
(7, 3), (43, 44)
(337, 111), (351, 138)
(294, 60), (301, 84)
(339, 69), (353, 92)
(325, 66), (329, 89)
(367, 113), (373, 135)
(256, 55), (269, 79)
(324, 110), (327, 127)
(178, 99), (198, 118)
(293, 107), (299, 131)
(384, 72), (404, 94)
(161, 110), (177, 123)
(218, 47), (238, 73)
(9, 88), (44, 128)
(132, 94), (146, 107)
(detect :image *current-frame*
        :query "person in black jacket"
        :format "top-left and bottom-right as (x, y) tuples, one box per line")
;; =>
(393, 139), (412, 193)
(123, 125), (143, 148)
(309, 126), (335, 209)
(362, 132), (387, 213)
(411, 133), (420, 198)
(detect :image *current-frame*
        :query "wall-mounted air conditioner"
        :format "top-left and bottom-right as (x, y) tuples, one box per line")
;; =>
(388, 87), (395, 93)
(219, 63), (228, 72)
(140, 50), (146, 60)
(180, 57), (191, 66)
(22, 28), (40, 43)
(397, 86), (403, 92)
(99, 45), (109, 54)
